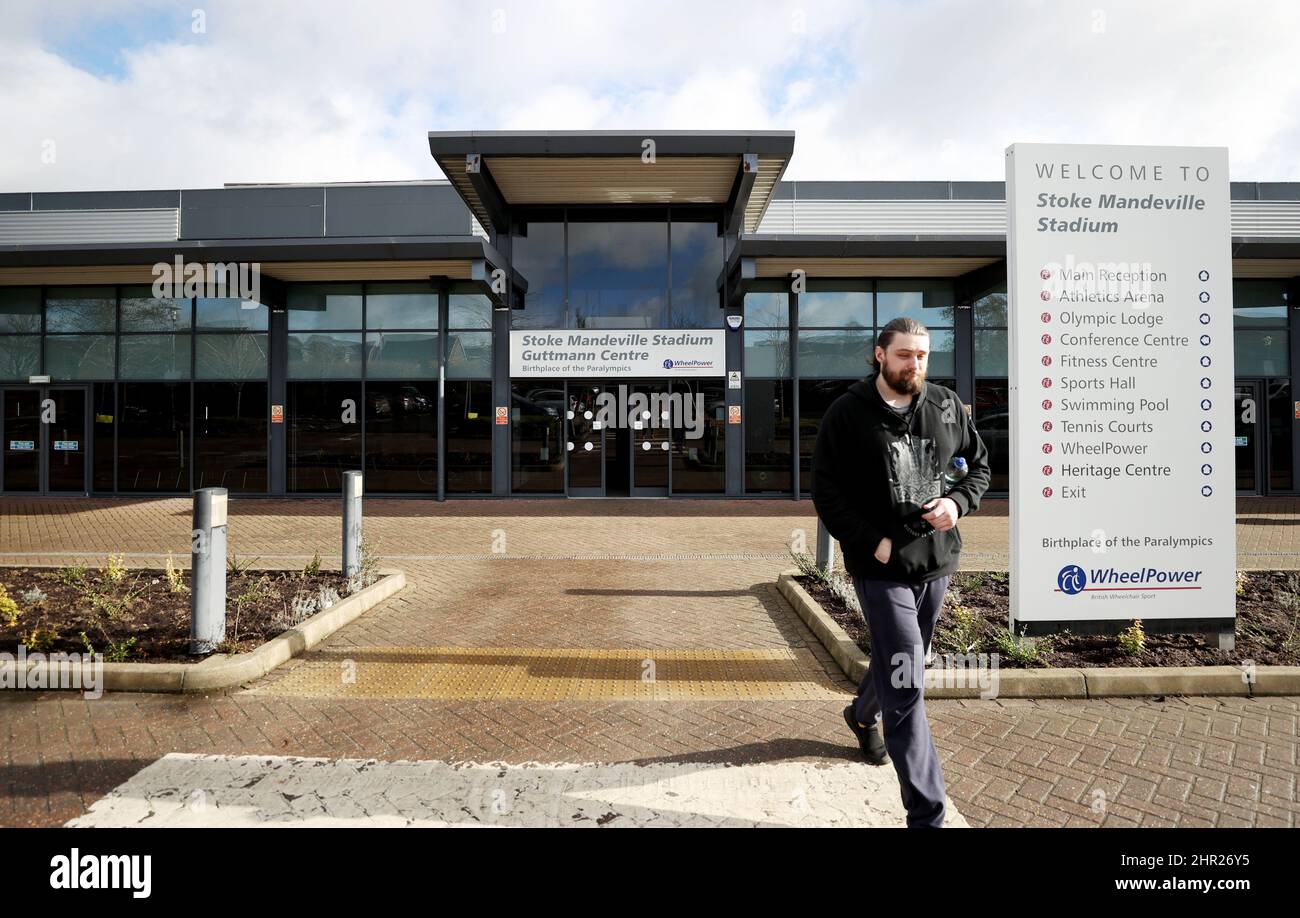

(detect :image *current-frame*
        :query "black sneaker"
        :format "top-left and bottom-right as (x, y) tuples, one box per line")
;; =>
(843, 705), (889, 765)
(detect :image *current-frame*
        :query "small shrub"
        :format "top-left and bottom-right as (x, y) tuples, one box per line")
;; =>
(1235, 570), (1247, 597)
(1118, 619), (1146, 656)
(346, 536), (382, 593)
(992, 628), (1050, 665)
(164, 553), (188, 594)
(19, 586), (47, 605)
(316, 585), (340, 610)
(24, 625), (56, 653)
(102, 554), (127, 585)
(102, 635), (137, 663)
(938, 603), (984, 655)
(303, 551), (322, 577)
(57, 564), (87, 586)
(825, 576), (861, 615)
(227, 553), (257, 576)
(78, 631), (96, 658)
(788, 549), (830, 584)
(0, 584), (20, 628)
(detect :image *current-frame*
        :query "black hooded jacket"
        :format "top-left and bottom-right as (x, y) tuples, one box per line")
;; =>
(811, 373), (991, 583)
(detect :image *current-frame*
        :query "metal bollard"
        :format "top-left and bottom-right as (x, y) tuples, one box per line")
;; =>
(343, 471), (363, 578)
(190, 487), (228, 655)
(815, 519), (836, 574)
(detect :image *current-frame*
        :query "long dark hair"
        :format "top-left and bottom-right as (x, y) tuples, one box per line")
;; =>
(871, 316), (930, 367)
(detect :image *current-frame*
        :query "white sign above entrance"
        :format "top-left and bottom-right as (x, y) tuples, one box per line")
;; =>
(510, 330), (725, 378)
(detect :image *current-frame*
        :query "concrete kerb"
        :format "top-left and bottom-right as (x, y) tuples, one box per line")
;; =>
(776, 571), (1297, 698)
(8, 569), (406, 695)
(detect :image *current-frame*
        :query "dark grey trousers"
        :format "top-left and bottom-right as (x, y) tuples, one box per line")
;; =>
(851, 574), (950, 829)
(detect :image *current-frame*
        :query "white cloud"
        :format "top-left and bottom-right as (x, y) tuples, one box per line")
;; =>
(0, 0), (1297, 192)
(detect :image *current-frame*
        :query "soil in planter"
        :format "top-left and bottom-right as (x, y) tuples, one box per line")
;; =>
(796, 570), (1300, 668)
(0, 562), (363, 664)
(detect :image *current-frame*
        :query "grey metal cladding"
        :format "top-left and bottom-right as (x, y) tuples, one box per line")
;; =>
(950, 182), (1006, 200)
(1255, 183), (1300, 201)
(0, 193), (33, 211)
(180, 186), (324, 239)
(325, 184), (472, 236)
(34, 190), (180, 210)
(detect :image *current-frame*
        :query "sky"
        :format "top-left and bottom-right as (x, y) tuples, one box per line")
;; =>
(1, 0), (1298, 192)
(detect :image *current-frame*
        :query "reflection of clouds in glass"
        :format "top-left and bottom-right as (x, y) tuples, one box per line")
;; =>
(799, 291), (870, 327)
(877, 282), (955, 327)
(568, 222), (667, 271)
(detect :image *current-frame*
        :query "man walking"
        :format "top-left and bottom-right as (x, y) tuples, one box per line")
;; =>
(812, 316), (990, 828)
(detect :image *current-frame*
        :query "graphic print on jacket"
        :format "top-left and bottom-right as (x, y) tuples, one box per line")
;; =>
(888, 435), (941, 537)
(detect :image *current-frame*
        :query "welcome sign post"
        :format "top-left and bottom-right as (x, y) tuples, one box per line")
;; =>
(1006, 143), (1236, 645)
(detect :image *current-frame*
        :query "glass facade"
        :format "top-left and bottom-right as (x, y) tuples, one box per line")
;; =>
(0, 259), (1294, 498)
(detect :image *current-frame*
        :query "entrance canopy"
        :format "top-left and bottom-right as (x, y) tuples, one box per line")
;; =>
(427, 130), (796, 234)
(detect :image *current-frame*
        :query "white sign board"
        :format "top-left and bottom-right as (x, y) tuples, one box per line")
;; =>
(510, 330), (725, 378)
(1006, 143), (1235, 625)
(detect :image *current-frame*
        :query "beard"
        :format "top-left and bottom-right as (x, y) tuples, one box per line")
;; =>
(881, 362), (925, 395)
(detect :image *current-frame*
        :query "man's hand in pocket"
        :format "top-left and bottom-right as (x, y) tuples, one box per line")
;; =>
(874, 537), (892, 564)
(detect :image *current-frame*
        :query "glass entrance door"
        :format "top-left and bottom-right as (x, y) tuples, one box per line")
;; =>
(566, 382), (605, 495)
(630, 380), (669, 496)
(1, 385), (89, 494)
(1234, 382), (1262, 494)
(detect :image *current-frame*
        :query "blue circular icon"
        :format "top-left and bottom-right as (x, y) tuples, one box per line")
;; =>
(662, 359), (674, 369)
(1201, 485), (1213, 497)
(1201, 420), (1212, 432)
(1201, 442), (1212, 453)
(1201, 463), (1212, 475)
(1200, 356), (1211, 367)
(1200, 313), (1211, 324)
(1057, 564), (1087, 595)
(1200, 335), (1211, 346)
(1200, 399), (1212, 410)
(1198, 270), (1210, 281)
(1199, 291), (1210, 303)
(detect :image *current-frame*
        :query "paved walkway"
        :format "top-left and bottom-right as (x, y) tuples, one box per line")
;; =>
(2, 496), (1298, 828)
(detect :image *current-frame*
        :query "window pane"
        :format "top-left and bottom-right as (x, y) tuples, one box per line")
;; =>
(193, 381), (267, 493)
(876, 280), (956, 327)
(510, 219), (565, 329)
(925, 328), (955, 377)
(195, 333), (268, 379)
(510, 380), (564, 492)
(120, 286), (191, 331)
(446, 379), (493, 494)
(287, 284), (363, 329)
(798, 329), (872, 377)
(0, 336), (40, 379)
(0, 288), (41, 332)
(287, 332), (363, 378)
(365, 381), (437, 492)
(798, 286), (871, 327)
(92, 382), (114, 492)
(1268, 380), (1293, 491)
(568, 220), (668, 328)
(365, 332), (438, 378)
(744, 329), (790, 377)
(445, 331), (491, 378)
(744, 379), (792, 493)
(973, 286), (1008, 327)
(1232, 280), (1288, 328)
(288, 381), (363, 493)
(196, 297), (269, 331)
(1234, 329), (1288, 376)
(671, 379), (725, 493)
(118, 382), (189, 492)
(45, 335), (114, 379)
(45, 287), (115, 332)
(365, 283), (438, 329)
(669, 219), (724, 328)
(120, 334), (192, 379)
(449, 290), (492, 329)
(743, 289), (787, 328)
(798, 379), (856, 493)
(974, 329), (1008, 376)
(974, 379), (1009, 492)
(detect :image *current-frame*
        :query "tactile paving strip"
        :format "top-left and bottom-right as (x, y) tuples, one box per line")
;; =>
(251, 647), (847, 701)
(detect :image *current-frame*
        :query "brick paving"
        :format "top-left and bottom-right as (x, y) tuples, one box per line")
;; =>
(1, 495), (1298, 828)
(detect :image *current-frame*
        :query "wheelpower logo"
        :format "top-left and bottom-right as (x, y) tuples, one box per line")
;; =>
(662, 357), (715, 371)
(1056, 563), (1205, 594)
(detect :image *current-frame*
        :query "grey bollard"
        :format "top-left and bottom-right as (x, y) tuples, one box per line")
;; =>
(190, 487), (228, 655)
(815, 519), (836, 574)
(343, 471), (363, 578)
